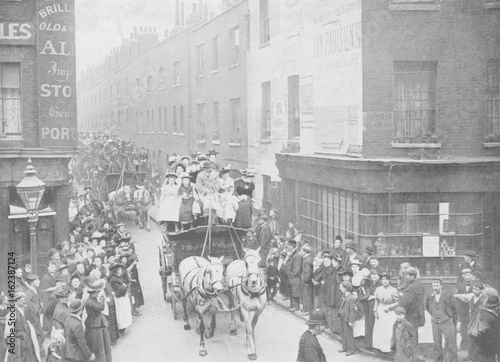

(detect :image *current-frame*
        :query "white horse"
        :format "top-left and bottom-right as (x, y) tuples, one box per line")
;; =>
(108, 185), (132, 222)
(179, 255), (225, 357)
(133, 185), (152, 231)
(226, 249), (267, 360)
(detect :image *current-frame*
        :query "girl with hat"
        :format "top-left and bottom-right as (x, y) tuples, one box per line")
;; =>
(107, 263), (132, 332)
(85, 280), (112, 362)
(178, 172), (195, 229)
(216, 165), (239, 222)
(157, 170), (181, 233)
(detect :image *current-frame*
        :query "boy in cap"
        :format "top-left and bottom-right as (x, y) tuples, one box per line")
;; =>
(338, 281), (356, 356)
(458, 250), (485, 286)
(391, 306), (418, 362)
(297, 309), (327, 362)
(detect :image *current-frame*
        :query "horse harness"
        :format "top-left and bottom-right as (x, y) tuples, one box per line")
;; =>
(239, 272), (266, 299)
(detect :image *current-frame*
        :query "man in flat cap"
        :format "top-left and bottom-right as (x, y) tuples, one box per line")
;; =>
(456, 268), (473, 352)
(8, 292), (40, 361)
(63, 299), (96, 361)
(257, 214), (273, 268)
(457, 250), (484, 287)
(425, 278), (459, 362)
(297, 309), (327, 362)
(391, 267), (425, 336)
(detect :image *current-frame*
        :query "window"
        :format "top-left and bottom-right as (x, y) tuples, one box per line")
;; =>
(158, 107), (162, 132)
(135, 78), (141, 97)
(147, 110), (150, 132)
(117, 110), (121, 128)
(231, 98), (240, 135)
(393, 61), (437, 142)
(213, 101), (220, 140)
(126, 108), (129, 129)
(173, 106), (177, 132)
(287, 75), (300, 139)
(486, 59), (500, 140)
(151, 109), (155, 132)
(212, 36), (218, 70)
(260, 0), (270, 44)
(229, 27), (240, 66)
(0, 63), (22, 135)
(116, 81), (121, 97)
(163, 106), (167, 132)
(173, 62), (181, 85)
(109, 85), (113, 99)
(103, 87), (106, 100)
(147, 75), (153, 93)
(261, 81), (271, 139)
(159, 68), (165, 88)
(124, 77), (129, 94)
(180, 105), (184, 131)
(197, 103), (205, 129)
(196, 44), (204, 75)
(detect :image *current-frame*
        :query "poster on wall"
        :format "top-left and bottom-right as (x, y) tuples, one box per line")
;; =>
(422, 235), (440, 257)
(37, 0), (78, 148)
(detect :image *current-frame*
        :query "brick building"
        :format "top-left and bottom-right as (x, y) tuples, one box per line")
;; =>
(77, 0), (249, 173)
(0, 0), (77, 290)
(248, 0), (500, 281)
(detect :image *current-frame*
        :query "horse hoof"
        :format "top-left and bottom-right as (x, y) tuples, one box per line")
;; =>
(205, 331), (214, 339)
(230, 329), (237, 336)
(248, 354), (257, 360)
(199, 350), (207, 357)
(184, 325), (191, 330)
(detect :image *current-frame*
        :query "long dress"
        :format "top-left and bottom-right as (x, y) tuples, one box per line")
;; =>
(85, 292), (112, 362)
(178, 184), (195, 224)
(372, 284), (398, 353)
(217, 176), (239, 221)
(234, 179), (255, 228)
(104, 282), (119, 344)
(157, 182), (180, 222)
(108, 274), (132, 330)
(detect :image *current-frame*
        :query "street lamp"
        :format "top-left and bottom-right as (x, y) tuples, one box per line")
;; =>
(16, 159), (45, 275)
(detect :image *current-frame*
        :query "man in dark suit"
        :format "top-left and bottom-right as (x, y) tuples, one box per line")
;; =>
(300, 244), (314, 315)
(392, 267), (425, 334)
(338, 281), (356, 356)
(64, 299), (95, 361)
(425, 278), (459, 362)
(297, 309), (327, 362)
(257, 214), (273, 268)
(285, 239), (302, 312)
(24, 275), (43, 347)
(455, 268), (473, 352)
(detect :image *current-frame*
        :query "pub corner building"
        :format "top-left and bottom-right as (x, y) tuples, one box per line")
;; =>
(0, 0), (77, 291)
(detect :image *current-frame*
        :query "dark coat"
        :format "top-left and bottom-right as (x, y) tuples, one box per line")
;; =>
(297, 330), (326, 362)
(52, 301), (71, 331)
(24, 286), (43, 343)
(391, 318), (418, 362)
(399, 279), (425, 327)
(326, 266), (341, 308)
(338, 293), (356, 324)
(108, 274), (128, 298)
(286, 250), (302, 298)
(259, 223), (273, 251)
(301, 255), (314, 286)
(471, 307), (499, 357)
(313, 265), (334, 307)
(64, 315), (93, 361)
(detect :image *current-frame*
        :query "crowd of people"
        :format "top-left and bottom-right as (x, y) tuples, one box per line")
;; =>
(240, 212), (500, 361)
(0, 194), (143, 362)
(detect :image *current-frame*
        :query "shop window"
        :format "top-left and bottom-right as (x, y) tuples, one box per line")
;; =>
(393, 61), (437, 143)
(485, 59), (500, 142)
(0, 63), (22, 136)
(261, 81), (271, 140)
(288, 75), (300, 140)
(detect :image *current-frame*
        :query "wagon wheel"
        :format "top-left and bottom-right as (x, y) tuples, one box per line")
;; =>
(169, 275), (178, 320)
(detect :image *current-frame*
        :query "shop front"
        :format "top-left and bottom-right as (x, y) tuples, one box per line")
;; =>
(276, 153), (500, 284)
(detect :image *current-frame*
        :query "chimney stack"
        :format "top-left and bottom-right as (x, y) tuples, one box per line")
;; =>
(180, 1), (185, 26)
(175, 0), (180, 26)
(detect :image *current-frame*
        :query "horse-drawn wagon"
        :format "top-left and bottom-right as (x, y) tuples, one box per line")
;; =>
(158, 223), (268, 360)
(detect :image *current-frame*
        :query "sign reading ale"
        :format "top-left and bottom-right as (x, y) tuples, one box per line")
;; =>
(37, 0), (77, 148)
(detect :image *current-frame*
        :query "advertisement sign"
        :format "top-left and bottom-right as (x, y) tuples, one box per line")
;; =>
(37, 0), (77, 148)
(0, 22), (36, 45)
(422, 235), (440, 257)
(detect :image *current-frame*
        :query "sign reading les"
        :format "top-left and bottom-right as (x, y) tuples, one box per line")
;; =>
(37, 0), (77, 148)
(0, 22), (35, 45)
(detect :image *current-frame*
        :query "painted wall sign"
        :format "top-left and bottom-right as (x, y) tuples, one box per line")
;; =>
(37, 0), (77, 148)
(0, 22), (35, 45)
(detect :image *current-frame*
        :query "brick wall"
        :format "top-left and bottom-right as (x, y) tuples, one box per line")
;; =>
(362, 0), (500, 158)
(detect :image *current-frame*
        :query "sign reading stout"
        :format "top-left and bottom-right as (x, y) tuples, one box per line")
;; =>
(37, 0), (77, 148)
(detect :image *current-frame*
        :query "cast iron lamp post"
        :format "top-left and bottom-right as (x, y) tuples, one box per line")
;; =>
(16, 159), (45, 275)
